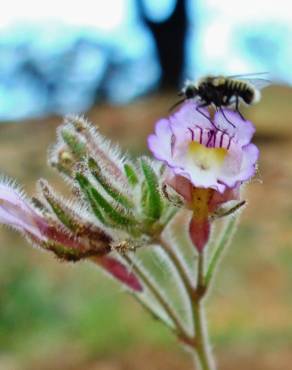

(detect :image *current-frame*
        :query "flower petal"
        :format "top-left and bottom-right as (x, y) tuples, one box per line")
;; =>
(0, 183), (44, 239)
(239, 143), (259, 180)
(218, 143), (259, 188)
(148, 118), (173, 163)
(148, 101), (259, 197)
(170, 101), (213, 135)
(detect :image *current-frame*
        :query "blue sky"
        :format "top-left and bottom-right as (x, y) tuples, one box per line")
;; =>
(0, 0), (290, 120)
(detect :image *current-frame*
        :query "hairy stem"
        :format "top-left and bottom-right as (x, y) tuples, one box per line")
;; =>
(158, 236), (194, 297)
(123, 254), (192, 344)
(192, 251), (216, 370)
(192, 300), (215, 370)
(158, 235), (199, 343)
(191, 216), (239, 369)
(159, 237), (215, 369)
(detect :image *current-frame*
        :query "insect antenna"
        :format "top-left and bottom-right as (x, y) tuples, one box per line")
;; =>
(169, 98), (186, 112)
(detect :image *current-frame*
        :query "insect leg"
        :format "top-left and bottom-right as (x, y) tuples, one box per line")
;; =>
(196, 103), (218, 129)
(235, 96), (246, 121)
(219, 107), (236, 128)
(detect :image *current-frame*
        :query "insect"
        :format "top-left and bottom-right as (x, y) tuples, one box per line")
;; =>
(172, 73), (270, 127)
(111, 240), (137, 254)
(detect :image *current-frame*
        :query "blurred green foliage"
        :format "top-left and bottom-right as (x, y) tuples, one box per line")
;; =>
(1, 215), (292, 368)
(0, 233), (174, 366)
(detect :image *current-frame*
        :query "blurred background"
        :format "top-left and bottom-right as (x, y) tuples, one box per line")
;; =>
(0, 1), (292, 369)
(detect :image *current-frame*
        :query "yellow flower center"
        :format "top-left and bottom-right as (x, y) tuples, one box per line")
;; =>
(187, 141), (227, 171)
(191, 188), (214, 220)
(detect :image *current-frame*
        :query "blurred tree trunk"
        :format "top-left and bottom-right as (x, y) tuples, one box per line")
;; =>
(137, 0), (188, 89)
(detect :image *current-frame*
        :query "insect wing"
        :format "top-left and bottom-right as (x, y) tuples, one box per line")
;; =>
(243, 78), (271, 90)
(227, 72), (271, 90)
(228, 72), (269, 78)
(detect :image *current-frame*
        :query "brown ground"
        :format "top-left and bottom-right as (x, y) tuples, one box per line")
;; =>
(25, 346), (292, 370)
(0, 85), (292, 369)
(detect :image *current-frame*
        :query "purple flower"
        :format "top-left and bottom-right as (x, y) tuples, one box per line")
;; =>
(148, 101), (259, 193)
(148, 102), (259, 252)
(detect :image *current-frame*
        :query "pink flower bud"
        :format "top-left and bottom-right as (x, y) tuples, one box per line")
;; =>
(189, 215), (210, 253)
(0, 181), (102, 256)
(92, 256), (143, 292)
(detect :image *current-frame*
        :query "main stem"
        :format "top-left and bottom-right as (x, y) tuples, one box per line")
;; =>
(158, 237), (216, 369)
(192, 252), (216, 370)
(156, 216), (239, 368)
(192, 301), (214, 370)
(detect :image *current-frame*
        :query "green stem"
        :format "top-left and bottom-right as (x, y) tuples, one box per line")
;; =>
(123, 254), (191, 344)
(197, 250), (205, 291)
(191, 216), (239, 369)
(158, 236), (194, 297)
(193, 300), (215, 370)
(192, 251), (216, 370)
(158, 235), (200, 350)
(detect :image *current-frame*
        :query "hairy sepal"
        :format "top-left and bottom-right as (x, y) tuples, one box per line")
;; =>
(61, 128), (87, 160)
(66, 115), (128, 187)
(88, 157), (134, 209)
(124, 163), (139, 187)
(75, 172), (139, 233)
(38, 179), (113, 249)
(140, 158), (163, 222)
